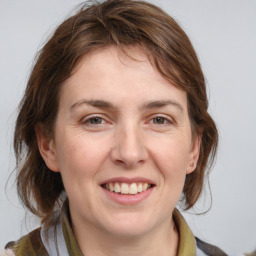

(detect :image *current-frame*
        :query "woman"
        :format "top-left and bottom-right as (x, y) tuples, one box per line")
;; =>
(2, 0), (227, 255)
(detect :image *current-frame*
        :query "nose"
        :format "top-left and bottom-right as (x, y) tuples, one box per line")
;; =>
(110, 124), (148, 168)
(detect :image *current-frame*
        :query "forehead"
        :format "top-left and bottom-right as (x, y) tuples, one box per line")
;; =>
(73, 46), (156, 81)
(59, 46), (188, 112)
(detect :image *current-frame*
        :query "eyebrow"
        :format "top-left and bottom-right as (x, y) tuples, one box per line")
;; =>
(70, 99), (115, 111)
(141, 100), (184, 112)
(70, 99), (184, 112)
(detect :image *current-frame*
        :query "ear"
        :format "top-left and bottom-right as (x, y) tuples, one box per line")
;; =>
(36, 123), (60, 172)
(186, 134), (201, 174)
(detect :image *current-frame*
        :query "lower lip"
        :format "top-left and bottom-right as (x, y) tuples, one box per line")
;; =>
(101, 186), (154, 205)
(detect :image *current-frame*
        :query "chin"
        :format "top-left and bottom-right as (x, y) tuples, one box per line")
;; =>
(101, 212), (160, 238)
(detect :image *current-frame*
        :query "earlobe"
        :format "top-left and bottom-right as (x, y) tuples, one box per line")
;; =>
(186, 134), (201, 174)
(36, 124), (60, 172)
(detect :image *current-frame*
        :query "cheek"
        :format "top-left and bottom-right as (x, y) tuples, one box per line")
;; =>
(55, 132), (110, 181)
(152, 136), (191, 174)
(151, 137), (191, 196)
(55, 135), (110, 208)
(61, 144), (104, 173)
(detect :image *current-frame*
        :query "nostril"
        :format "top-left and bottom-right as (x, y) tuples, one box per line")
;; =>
(114, 159), (126, 165)
(110, 137), (148, 168)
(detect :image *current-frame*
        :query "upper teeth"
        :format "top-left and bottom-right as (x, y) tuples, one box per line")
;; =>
(105, 183), (150, 195)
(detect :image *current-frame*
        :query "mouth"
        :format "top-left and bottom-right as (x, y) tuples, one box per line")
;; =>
(101, 182), (155, 195)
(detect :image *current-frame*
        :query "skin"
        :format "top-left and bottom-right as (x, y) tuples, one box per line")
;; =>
(37, 46), (200, 256)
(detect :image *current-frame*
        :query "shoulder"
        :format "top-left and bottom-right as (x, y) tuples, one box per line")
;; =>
(195, 237), (228, 256)
(4, 228), (48, 256)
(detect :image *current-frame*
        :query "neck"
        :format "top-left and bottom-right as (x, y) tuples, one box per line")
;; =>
(72, 215), (179, 256)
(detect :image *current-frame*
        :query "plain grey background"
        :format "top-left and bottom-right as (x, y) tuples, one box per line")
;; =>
(1, 0), (256, 255)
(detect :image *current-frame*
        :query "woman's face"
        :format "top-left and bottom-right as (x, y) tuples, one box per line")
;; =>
(39, 47), (200, 238)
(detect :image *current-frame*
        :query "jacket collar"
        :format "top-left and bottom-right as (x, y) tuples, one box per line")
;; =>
(173, 209), (196, 256)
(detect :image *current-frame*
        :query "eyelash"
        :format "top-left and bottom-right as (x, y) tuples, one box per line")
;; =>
(80, 114), (174, 129)
(149, 116), (173, 125)
(81, 115), (108, 126)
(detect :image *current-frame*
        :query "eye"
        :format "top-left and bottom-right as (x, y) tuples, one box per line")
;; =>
(81, 115), (108, 127)
(149, 116), (172, 125)
(87, 117), (104, 125)
(152, 117), (169, 124)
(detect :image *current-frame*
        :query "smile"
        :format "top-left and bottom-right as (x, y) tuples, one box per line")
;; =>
(102, 182), (154, 195)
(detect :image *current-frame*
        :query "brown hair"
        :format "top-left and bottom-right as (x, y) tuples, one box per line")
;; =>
(14, 0), (218, 221)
